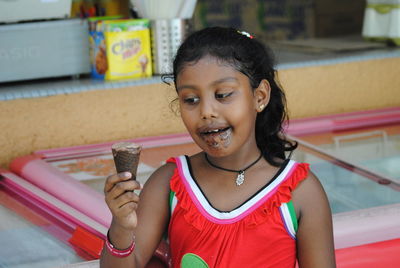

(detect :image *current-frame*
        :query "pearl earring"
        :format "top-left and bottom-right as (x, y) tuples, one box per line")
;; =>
(259, 104), (265, 111)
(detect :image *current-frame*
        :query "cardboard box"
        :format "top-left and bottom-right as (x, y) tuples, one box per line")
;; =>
(88, 16), (123, 79)
(103, 19), (152, 80)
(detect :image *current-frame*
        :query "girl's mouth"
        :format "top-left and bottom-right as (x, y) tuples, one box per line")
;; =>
(200, 127), (232, 148)
(201, 127), (230, 136)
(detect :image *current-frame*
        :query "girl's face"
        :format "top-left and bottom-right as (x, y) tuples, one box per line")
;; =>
(176, 56), (264, 157)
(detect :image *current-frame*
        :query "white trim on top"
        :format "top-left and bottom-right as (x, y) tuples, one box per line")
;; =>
(170, 193), (178, 216)
(178, 155), (296, 220)
(280, 203), (296, 239)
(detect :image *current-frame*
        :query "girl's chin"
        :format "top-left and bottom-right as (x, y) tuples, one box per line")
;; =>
(198, 141), (234, 158)
(192, 138), (226, 155)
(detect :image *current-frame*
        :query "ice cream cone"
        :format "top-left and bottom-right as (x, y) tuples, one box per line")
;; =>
(111, 142), (142, 180)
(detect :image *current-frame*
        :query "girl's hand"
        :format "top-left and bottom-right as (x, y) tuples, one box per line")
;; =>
(100, 163), (173, 267)
(104, 172), (143, 230)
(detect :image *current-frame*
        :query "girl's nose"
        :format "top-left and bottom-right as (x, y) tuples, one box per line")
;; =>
(200, 99), (218, 120)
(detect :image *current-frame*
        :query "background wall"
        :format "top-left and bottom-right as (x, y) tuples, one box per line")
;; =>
(281, 57), (400, 118)
(1, 56), (399, 168)
(194, 0), (365, 41)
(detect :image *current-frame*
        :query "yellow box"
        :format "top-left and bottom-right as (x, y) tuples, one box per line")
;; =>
(104, 19), (152, 80)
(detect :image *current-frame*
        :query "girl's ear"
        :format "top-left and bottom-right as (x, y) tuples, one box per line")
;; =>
(254, 79), (271, 113)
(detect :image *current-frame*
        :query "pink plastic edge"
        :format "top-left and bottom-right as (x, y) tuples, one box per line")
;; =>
(36, 133), (194, 159)
(333, 203), (400, 249)
(0, 169), (106, 240)
(8, 158), (112, 228)
(285, 106), (400, 136)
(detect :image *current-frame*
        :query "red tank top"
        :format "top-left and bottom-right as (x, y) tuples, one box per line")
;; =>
(167, 156), (309, 268)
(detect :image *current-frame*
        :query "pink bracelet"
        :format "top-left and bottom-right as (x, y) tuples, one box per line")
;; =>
(105, 231), (135, 258)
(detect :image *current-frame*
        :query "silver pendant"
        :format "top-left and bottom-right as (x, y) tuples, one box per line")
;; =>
(236, 171), (245, 186)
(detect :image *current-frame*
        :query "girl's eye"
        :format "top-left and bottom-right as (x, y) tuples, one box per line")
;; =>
(215, 92), (233, 99)
(183, 96), (199, 104)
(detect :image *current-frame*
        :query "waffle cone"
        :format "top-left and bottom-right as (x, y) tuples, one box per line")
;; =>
(111, 142), (142, 179)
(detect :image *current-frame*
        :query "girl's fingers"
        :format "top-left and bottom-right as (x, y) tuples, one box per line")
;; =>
(104, 177), (142, 206)
(108, 181), (141, 202)
(113, 191), (140, 208)
(104, 172), (132, 193)
(117, 201), (138, 216)
(104, 172), (144, 224)
(106, 192), (139, 219)
(104, 173), (143, 197)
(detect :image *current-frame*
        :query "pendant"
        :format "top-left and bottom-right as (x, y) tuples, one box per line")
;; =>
(236, 171), (245, 186)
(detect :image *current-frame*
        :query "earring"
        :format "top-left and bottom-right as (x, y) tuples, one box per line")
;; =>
(259, 104), (265, 112)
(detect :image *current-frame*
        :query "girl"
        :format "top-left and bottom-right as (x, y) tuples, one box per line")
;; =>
(100, 27), (336, 268)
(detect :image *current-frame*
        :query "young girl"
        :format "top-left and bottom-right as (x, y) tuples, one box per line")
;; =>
(100, 27), (336, 268)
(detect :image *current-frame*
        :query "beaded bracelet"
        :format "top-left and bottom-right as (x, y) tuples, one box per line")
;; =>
(105, 231), (135, 258)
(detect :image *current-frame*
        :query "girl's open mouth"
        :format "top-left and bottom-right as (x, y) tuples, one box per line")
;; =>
(200, 127), (232, 148)
(201, 127), (231, 136)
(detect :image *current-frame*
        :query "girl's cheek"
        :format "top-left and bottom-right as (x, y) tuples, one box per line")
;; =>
(181, 110), (196, 127)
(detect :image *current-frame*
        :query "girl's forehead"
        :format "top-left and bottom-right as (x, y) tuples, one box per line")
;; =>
(177, 56), (239, 79)
(175, 57), (252, 91)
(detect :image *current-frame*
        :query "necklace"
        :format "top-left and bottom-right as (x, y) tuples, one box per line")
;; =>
(204, 153), (263, 186)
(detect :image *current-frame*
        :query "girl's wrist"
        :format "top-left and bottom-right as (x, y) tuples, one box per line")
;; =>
(107, 222), (136, 252)
(106, 229), (135, 257)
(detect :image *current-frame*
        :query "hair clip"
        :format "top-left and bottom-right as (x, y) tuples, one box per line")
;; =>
(238, 30), (254, 39)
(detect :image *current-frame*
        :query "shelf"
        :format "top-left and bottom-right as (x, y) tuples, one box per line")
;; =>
(1, 37), (399, 101)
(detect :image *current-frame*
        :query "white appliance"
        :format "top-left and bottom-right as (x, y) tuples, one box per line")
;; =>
(362, 0), (400, 45)
(0, 0), (72, 23)
(0, 19), (90, 83)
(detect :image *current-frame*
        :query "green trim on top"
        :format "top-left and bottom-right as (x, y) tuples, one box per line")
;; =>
(165, 190), (176, 241)
(169, 190), (175, 215)
(287, 200), (298, 232)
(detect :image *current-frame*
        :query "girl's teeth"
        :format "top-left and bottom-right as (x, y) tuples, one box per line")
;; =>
(205, 129), (220, 134)
(202, 128), (232, 148)
(206, 128), (228, 134)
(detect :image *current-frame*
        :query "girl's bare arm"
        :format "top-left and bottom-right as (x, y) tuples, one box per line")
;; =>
(293, 172), (336, 267)
(100, 162), (175, 268)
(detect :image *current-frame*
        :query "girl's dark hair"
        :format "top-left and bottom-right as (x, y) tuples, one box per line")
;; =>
(172, 27), (297, 166)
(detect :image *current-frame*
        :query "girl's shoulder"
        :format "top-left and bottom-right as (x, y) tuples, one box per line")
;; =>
(291, 169), (330, 216)
(292, 170), (324, 200)
(290, 168), (336, 266)
(145, 154), (198, 188)
(141, 160), (177, 194)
